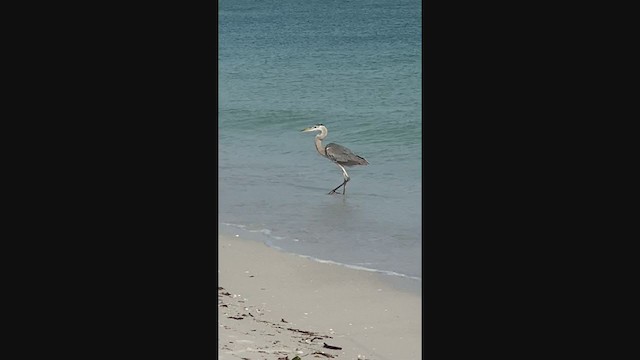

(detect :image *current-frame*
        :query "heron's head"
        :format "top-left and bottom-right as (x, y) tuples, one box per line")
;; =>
(301, 124), (326, 133)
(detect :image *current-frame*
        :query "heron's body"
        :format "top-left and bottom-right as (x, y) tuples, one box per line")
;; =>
(301, 124), (368, 195)
(325, 143), (369, 166)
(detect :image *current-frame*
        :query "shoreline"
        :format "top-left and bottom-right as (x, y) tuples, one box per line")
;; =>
(219, 223), (422, 295)
(218, 234), (421, 359)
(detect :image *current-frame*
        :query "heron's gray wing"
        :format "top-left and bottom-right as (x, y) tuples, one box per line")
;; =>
(325, 143), (368, 166)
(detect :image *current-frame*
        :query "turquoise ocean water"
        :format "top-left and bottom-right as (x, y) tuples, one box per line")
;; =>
(219, 0), (422, 287)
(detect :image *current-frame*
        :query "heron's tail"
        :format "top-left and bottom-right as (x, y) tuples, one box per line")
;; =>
(356, 156), (369, 165)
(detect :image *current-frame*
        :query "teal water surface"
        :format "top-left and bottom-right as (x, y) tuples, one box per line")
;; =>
(219, 0), (422, 283)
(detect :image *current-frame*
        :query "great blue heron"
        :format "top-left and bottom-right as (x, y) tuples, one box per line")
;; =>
(301, 124), (368, 195)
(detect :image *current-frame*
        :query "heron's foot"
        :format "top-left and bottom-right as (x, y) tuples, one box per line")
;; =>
(327, 189), (343, 195)
(328, 182), (347, 195)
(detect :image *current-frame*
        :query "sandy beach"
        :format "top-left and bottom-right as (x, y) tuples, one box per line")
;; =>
(218, 234), (421, 360)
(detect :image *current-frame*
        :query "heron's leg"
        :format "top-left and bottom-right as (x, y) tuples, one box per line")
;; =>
(328, 182), (346, 195)
(343, 174), (351, 195)
(328, 163), (350, 195)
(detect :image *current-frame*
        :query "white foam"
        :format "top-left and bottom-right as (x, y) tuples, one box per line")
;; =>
(295, 254), (421, 281)
(220, 222), (247, 229)
(248, 228), (271, 235)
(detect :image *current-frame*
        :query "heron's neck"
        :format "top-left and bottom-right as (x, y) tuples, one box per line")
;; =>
(314, 136), (326, 156)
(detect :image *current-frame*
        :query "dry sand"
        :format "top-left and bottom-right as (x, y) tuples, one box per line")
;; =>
(218, 234), (421, 360)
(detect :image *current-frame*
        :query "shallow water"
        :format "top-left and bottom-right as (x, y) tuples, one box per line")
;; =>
(219, 0), (422, 286)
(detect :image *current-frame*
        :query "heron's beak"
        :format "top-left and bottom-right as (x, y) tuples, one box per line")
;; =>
(301, 127), (312, 132)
